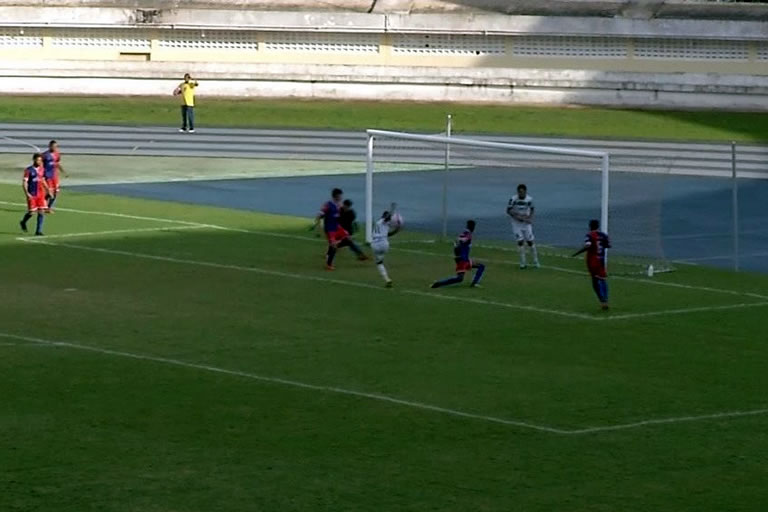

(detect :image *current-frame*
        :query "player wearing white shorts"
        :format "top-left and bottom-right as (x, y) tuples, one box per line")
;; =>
(507, 183), (540, 269)
(371, 209), (401, 287)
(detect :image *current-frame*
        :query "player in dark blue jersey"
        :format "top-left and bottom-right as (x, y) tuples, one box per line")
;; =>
(312, 188), (367, 270)
(572, 219), (611, 309)
(41, 140), (66, 211)
(431, 220), (486, 288)
(20, 153), (50, 236)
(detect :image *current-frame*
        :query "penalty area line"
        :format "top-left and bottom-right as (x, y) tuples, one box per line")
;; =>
(24, 237), (766, 321)
(2, 330), (767, 436)
(15, 225), (208, 240)
(6, 200), (766, 302)
(21, 237), (597, 321)
(0, 331), (570, 435)
(568, 407), (768, 435)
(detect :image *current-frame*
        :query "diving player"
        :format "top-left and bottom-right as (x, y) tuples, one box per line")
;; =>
(430, 220), (485, 289)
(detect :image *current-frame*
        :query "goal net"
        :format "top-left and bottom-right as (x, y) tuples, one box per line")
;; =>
(364, 129), (673, 275)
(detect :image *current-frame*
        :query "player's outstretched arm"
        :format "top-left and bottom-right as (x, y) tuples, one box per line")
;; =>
(309, 210), (325, 231)
(571, 247), (587, 258)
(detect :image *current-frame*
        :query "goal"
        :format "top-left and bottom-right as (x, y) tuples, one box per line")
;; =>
(364, 129), (673, 275)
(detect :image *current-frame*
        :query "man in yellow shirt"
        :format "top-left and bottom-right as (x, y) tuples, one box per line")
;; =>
(174, 73), (199, 133)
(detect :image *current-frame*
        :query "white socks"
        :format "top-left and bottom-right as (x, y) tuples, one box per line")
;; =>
(377, 263), (390, 282)
(519, 244), (539, 267)
(531, 244), (539, 266)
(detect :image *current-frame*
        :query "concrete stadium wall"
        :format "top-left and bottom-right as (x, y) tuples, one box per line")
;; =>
(2, 9), (768, 108)
(2, 0), (768, 19)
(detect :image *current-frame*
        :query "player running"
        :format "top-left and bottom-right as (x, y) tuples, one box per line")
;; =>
(572, 219), (611, 310)
(20, 153), (50, 236)
(42, 140), (66, 212)
(507, 184), (539, 269)
(431, 220), (485, 289)
(371, 206), (401, 288)
(313, 188), (368, 270)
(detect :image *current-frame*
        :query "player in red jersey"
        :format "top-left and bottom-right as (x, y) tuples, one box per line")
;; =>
(572, 219), (611, 309)
(42, 140), (66, 212)
(312, 188), (368, 270)
(20, 153), (50, 236)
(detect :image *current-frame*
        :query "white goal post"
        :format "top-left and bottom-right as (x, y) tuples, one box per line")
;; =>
(364, 129), (610, 244)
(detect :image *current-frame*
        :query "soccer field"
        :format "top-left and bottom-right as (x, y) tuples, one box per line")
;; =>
(2, 178), (768, 511)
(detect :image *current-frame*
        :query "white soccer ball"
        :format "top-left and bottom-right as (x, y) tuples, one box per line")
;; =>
(391, 212), (403, 228)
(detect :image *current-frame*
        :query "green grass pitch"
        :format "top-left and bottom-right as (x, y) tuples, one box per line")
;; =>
(2, 182), (768, 511)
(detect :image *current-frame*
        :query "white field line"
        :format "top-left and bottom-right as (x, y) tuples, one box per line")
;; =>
(676, 251), (768, 263)
(21, 237), (597, 321)
(0, 200), (211, 228)
(394, 247), (768, 302)
(3, 330), (768, 436)
(568, 408), (768, 435)
(32, 225), (206, 240)
(0, 331), (571, 435)
(4, 199), (766, 302)
(22, 237), (768, 321)
(0, 341), (55, 347)
(604, 301), (768, 320)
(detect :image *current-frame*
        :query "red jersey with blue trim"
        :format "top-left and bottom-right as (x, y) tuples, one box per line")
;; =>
(454, 229), (473, 262)
(321, 200), (341, 233)
(584, 230), (611, 267)
(23, 165), (46, 197)
(42, 149), (60, 180)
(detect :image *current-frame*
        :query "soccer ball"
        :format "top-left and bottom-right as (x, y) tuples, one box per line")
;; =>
(391, 212), (403, 228)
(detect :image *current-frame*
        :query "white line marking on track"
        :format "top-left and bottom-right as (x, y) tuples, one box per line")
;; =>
(2, 330), (767, 435)
(0, 331), (570, 435)
(0, 135), (41, 152)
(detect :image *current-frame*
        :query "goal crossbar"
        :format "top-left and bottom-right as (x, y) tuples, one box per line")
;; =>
(365, 129), (610, 243)
(366, 130), (608, 159)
